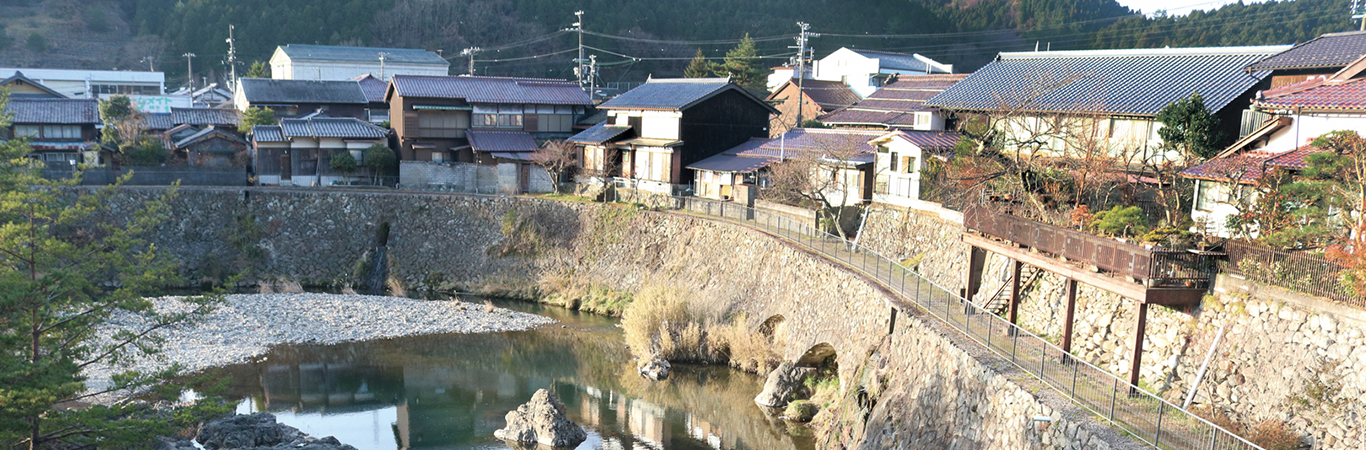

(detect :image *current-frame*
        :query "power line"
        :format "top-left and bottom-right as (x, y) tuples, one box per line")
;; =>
(473, 47), (578, 63)
(582, 30), (796, 45)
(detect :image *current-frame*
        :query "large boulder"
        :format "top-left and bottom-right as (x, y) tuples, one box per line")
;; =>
(195, 413), (356, 450)
(754, 362), (815, 408)
(197, 413), (297, 449)
(638, 355), (671, 381)
(494, 389), (588, 448)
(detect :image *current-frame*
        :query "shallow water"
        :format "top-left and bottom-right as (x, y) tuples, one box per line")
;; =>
(211, 298), (816, 450)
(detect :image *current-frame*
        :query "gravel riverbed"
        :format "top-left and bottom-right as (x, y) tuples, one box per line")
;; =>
(84, 293), (555, 401)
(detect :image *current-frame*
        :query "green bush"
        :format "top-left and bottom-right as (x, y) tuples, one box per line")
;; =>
(329, 151), (357, 173)
(121, 137), (167, 166)
(1140, 225), (1194, 248)
(361, 144), (397, 176)
(1090, 206), (1148, 238)
(25, 33), (45, 53)
(783, 400), (818, 422)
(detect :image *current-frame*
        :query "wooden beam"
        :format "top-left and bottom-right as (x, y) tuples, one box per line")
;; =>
(965, 245), (987, 302)
(1061, 278), (1078, 354)
(1008, 259), (1023, 324)
(963, 233), (1147, 301)
(1129, 301), (1149, 389)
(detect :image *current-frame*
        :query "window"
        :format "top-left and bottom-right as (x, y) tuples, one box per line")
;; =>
(42, 125), (81, 139)
(889, 152), (898, 172)
(536, 114), (573, 132)
(1195, 180), (1221, 212)
(418, 111), (468, 138)
(14, 125), (38, 138)
(902, 156), (916, 174)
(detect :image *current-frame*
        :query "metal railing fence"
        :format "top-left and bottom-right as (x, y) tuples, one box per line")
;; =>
(1219, 240), (1358, 307)
(644, 195), (1261, 450)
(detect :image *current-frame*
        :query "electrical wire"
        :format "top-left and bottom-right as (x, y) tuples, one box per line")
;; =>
(582, 30), (796, 45)
(473, 48), (578, 63)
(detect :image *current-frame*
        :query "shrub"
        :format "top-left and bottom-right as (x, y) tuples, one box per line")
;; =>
(330, 151), (358, 173)
(621, 284), (710, 362)
(1090, 205), (1148, 238)
(84, 6), (109, 32)
(25, 33), (45, 53)
(1140, 225), (1194, 248)
(362, 144), (398, 176)
(784, 400), (818, 422)
(1246, 420), (1300, 450)
(121, 137), (168, 166)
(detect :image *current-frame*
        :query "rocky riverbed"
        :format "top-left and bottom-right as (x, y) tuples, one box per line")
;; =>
(85, 293), (555, 401)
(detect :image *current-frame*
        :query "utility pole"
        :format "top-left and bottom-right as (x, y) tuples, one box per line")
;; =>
(183, 53), (197, 91)
(790, 22), (819, 129)
(461, 47), (480, 75)
(588, 55), (598, 97)
(378, 52), (390, 79)
(573, 10), (585, 88)
(1355, 0), (1366, 30)
(225, 25), (238, 89)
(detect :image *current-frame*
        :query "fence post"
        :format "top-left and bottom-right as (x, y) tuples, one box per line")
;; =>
(1011, 326), (1018, 363)
(1155, 402), (1166, 446)
(986, 310), (993, 348)
(1109, 377), (1118, 421)
(1071, 357), (1079, 397)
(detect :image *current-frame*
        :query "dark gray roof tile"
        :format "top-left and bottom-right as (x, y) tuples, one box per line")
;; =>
(4, 99), (99, 124)
(277, 44), (449, 66)
(599, 78), (777, 112)
(567, 122), (632, 144)
(390, 75), (592, 105)
(1248, 31), (1366, 71)
(171, 107), (240, 127)
(239, 79), (368, 105)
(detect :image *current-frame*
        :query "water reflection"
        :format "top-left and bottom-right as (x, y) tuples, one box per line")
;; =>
(216, 300), (813, 450)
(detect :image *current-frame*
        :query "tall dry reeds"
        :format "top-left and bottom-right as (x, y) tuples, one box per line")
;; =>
(620, 281), (781, 373)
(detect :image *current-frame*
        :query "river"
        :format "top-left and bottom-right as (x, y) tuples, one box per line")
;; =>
(210, 298), (816, 450)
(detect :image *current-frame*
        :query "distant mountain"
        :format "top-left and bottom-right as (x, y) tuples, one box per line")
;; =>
(0, 0), (1351, 88)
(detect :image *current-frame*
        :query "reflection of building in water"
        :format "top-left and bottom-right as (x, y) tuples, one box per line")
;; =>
(257, 361), (401, 412)
(688, 415), (738, 450)
(394, 363), (556, 449)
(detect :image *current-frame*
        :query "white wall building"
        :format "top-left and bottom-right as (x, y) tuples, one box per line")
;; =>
(0, 68), (164, 99)
(270, 45), (450, 81)
(813, 48), (953, 98)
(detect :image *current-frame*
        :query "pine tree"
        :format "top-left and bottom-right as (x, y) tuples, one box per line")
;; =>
(684, 49), (710, 78)
(1156, 92), (1224, 160)
(712, 34), (769, 94)
(246, 61), (269, 78)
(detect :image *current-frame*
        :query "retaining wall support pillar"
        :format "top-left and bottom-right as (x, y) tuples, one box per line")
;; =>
(1007, 259), (1023, 325)
(1129, 301), (1150, 389)
(1062, 278), (1078, 354)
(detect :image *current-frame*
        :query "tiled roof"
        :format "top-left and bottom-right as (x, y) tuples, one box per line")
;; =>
(927, 46), (1289, 116)
(895, 130), (963, 150)
(1255, 77), (1366, 111)
(1247, 31), (1366, 71)
(821, 74), (967, 127)
(353, 74), (389, 103)
(848, 49), (953, 73)
(144, 112), (173, 130)
(0, 71), (65, 98)
(467, 130), (539, 152)
(1181, 145), (1328, 184)
(389, 75), (592, 106)
(686, 152), (777, 173)
(599, 78), (778, 113)
(277, 44), (449, 66)
(171, 107), (240, 127)
(252, 125), (285, 142)
(276, 117), (388, 139)
(726, 128), (881, 164)
(174, 127), (247, 149)
(768, 79), (860, 111)
(4, 98), (99, 124)
(238, 78), (368, 105)
(567, 122), (633, 144)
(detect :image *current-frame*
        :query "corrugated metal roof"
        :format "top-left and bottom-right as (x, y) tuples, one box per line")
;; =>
(926, 46), (1289, 116)
(848, 49), (952, 73)
(353, 74), (390, 103)
(490, 152), (537, 161)
(1256, 77), (1366, 111)
(1248, 31), (1366, 71)
(567, 122), (632, 144)
(768, 79), (861, 111)
(239, 78), (368, 105)
(390, 75), (592, 106)
(4, 98), (99, 124)
(726, 129), (880, 164)
(686, 153), (777, 173)
(277, 44), (449, 66)
(252, 125), (284, 142)
(819, 109), (918, 126)
(820, 74), (966, 127)
(894, 130), (964, 150)
(171, 107), (240, 127)
(599, 78), (777, 113)
(467, 130), (539, 152)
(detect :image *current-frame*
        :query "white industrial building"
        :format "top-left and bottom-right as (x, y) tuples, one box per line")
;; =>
(0, 68), (165, 99)
(269, 44), (450, 81)
(813, 48), (953, 98)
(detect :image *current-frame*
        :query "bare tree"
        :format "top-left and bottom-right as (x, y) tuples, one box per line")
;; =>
(531, 140), (577, 194)
(763, 131), (876, 239)
(579, 144), (621, 202)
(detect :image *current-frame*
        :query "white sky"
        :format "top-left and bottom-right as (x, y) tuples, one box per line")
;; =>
(1116, 0), (1274, 16)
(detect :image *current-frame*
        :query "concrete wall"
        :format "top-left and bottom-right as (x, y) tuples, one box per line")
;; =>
(102, 187), (1131, 450)
(857, 202), (1365, 449)
(399, 161), (553, 194)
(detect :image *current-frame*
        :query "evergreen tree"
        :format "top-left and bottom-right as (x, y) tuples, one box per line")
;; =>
(246, 61), (269, 79)
(0, 91), (228, 449)
(238, 107), (276, 134)
(684, 49), (710, 78)
(99, 96), (141, 146)
(1156, 93), (1224, 160)
(712, 34), (768, 94)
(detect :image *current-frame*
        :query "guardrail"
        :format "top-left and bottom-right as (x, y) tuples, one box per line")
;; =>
(646, 195), (1261, 450)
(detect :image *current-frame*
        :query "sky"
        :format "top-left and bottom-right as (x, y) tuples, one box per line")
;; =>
(1116, 0), (1274, 16)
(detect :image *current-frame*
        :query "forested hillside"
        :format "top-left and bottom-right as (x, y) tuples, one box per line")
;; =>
(0, 0), (1353, 88)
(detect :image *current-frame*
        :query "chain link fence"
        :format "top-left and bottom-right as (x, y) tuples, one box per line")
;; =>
(1220, 240), (1358, 307)
(641, 195), (1262, 450)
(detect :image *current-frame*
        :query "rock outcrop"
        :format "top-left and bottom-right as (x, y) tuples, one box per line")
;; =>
(494, 389), (588, 448)
(638, 355), (671, 381)
(754, 362), (814, 408)
(189, 412), (356, 450)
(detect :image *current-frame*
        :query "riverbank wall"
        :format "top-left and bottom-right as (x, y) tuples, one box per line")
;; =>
(857, 203), (1365, 449)
(105, 187), (1133, 450)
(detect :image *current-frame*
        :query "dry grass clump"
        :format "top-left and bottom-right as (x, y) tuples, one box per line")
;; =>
(340, 284), (358, 295)
(1246, 420), (1301, 450)
(621, 282), (782, 373)
(538, 274), (632, 315)
(710, 314), (782, 373)
(484, 300), (496, 313)
(386, 277), (407, 297)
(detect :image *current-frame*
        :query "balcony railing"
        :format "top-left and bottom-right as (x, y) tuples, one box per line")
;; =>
(964, 206), (1214, 289)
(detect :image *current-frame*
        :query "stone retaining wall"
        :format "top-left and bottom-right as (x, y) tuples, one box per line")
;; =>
(106, 187), (1129, 450)
(857, 202), (1365, 449)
